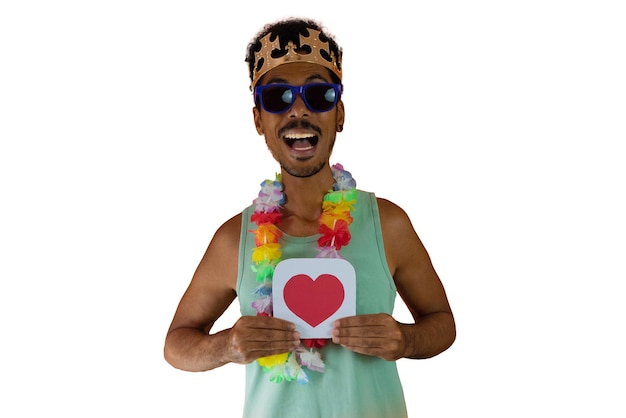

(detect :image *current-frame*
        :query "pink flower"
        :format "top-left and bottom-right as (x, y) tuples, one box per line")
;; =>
(252, 296), (273, 315)
(316, 246), (343, 259)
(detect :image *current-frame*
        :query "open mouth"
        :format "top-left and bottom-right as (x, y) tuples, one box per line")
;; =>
(283, 133), (319, 152)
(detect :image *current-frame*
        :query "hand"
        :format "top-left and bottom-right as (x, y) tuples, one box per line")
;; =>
(332, 313), (406, 361)
(225, 316), (301, 364)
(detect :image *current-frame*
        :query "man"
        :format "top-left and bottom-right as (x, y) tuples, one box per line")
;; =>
(164, 18), (455, 417)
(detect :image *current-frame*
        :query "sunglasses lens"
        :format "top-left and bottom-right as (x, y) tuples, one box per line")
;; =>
(304, 84), (337, 112)
(261, 85), (293, 113)
(257, 83), (340, 113)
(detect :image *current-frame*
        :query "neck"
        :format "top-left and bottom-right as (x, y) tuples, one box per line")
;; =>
(280, 165), (335, 231)
(282, 167), (334, 215)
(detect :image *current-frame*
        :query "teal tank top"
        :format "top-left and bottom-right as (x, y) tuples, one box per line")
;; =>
(237, 191), (407, 418)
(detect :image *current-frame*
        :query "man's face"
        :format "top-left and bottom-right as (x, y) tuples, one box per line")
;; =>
(253, 62), (345, 178)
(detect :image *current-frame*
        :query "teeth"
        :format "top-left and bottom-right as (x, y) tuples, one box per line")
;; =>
(284, 134), (318, 150)
(284, 133), (316, 140)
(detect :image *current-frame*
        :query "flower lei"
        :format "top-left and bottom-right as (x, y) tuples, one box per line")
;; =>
(249, 163), (357, 383)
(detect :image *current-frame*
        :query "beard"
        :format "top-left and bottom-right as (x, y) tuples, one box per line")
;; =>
(281, 160), (327, 178)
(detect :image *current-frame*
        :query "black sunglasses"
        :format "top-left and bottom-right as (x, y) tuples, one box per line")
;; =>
(254, 83), (342, 114)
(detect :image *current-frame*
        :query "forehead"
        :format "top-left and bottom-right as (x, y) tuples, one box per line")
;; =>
(260, 62), (334, 85)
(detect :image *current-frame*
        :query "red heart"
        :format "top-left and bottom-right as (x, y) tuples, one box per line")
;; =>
(283, 274), (344, 327)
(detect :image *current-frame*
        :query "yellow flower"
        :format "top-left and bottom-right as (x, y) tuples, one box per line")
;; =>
(322, 199), (356, 215)
(258, 352), (289, 368)
(319, 210), (353, 229)
(252, 243), (281, 263)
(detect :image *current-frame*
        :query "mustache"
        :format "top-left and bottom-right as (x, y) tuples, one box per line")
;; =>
(278, 120), (322, 137)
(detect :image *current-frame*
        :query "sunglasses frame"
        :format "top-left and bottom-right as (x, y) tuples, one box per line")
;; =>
(254, 82), (343, 114)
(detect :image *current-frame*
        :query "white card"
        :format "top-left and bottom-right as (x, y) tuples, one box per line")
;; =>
(273, 258), (356, 338)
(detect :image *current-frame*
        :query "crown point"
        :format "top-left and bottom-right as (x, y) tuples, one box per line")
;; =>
(251, 28), (342, 88)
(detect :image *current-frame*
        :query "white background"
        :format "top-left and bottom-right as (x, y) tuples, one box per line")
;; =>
(1, 1), (624, 416)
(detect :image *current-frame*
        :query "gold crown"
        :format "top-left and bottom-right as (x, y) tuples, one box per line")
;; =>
(251, 28), (342, 88)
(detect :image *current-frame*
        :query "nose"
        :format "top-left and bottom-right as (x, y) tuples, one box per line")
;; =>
(286, 92), (309, 118)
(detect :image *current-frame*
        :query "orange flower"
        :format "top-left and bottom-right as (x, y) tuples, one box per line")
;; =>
(253, 224), (282, 246)
(319, 210), (353, 229)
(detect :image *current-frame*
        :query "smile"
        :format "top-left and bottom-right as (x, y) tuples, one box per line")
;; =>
(283, 133), (319, 152)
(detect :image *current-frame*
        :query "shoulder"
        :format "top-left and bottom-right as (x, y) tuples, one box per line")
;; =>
(193, 212), (243, 291)
(375, 197), (414, 232)
(215, 212), (243, 242)
(374, 197), (427, 276)
(207, 212), (243, 259)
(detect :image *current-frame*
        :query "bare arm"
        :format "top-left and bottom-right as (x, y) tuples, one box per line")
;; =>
(332, 198), (456, 360)
(164, 214), (300, 372)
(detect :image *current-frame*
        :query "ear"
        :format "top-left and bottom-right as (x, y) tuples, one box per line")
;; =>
(336, 100), (345, 132)
(253, 107), (264, 136)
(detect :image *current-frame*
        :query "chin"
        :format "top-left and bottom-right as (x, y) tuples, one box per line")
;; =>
(281, 161), (327, 178)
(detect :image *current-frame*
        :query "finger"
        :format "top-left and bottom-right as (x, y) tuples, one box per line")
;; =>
(332, 335), (388, 348)
(229, 317), (301, 363)
(229, 332), (301, 364)
(334, 313), (392, 328)
(333, 324), (398, 339)
(240, 315), (296, 331)
(248, 340), (301, 356)
(231, 321), (301, 344)
(243, 329), (301, 344)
